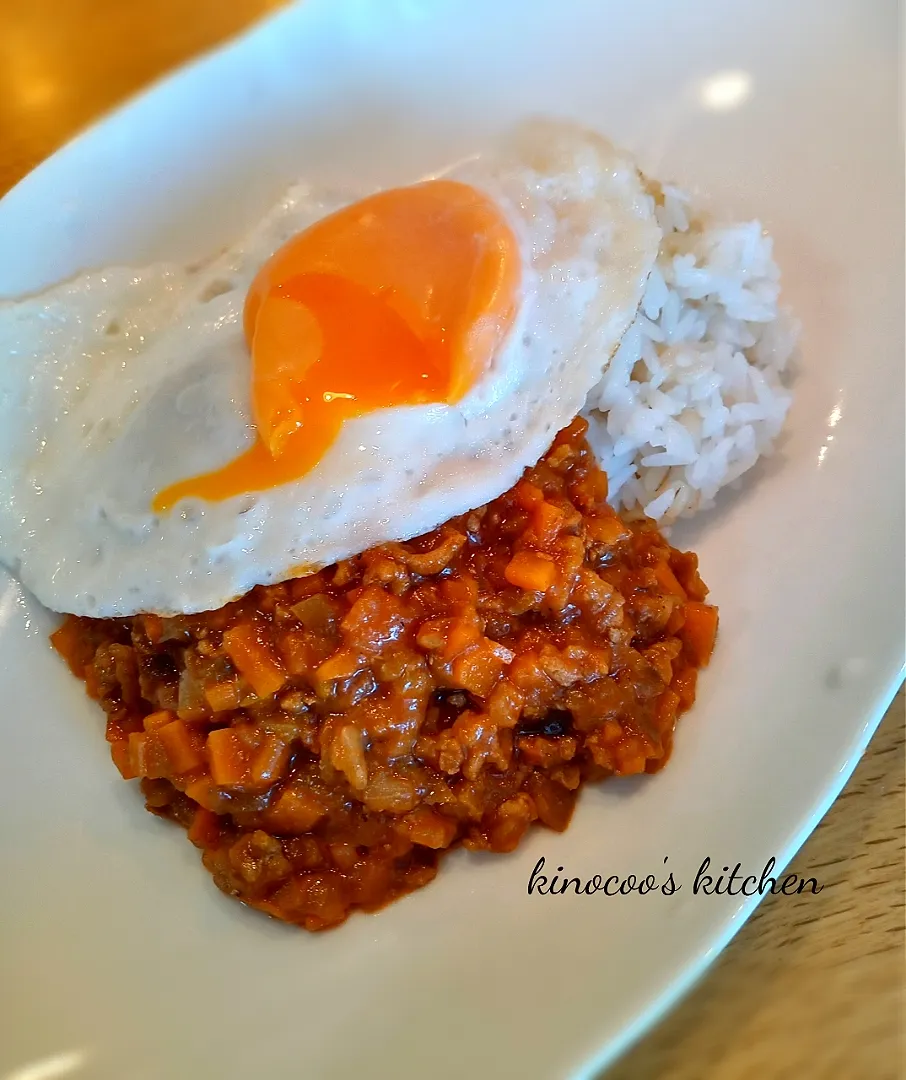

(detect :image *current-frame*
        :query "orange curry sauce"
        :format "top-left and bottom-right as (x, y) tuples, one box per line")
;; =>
(52, 419), (718, 931)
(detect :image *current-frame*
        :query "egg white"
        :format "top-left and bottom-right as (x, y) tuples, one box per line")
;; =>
(0, 119), (661, 616)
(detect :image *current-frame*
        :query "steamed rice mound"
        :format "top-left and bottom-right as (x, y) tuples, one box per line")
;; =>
(585, 181), (797, 525)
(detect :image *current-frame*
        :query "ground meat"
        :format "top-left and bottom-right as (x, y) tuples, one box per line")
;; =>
(51, 418), (718, 931)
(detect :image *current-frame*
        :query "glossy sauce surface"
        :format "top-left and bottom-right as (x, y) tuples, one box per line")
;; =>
(56, 420), (717, 931)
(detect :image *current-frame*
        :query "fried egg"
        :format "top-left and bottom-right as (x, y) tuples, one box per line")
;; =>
(0, 119), (660, 617)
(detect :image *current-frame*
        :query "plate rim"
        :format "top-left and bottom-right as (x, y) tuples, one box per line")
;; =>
(0, 2), (903, 1076)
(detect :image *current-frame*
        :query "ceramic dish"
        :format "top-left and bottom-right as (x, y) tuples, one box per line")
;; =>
(0, 2), (902, 1077)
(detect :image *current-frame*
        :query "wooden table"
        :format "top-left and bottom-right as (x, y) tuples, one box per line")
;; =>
(2, 3), (902, 1077)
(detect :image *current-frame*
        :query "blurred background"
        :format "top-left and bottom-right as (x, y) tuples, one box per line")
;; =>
(0, 0), (287, 194)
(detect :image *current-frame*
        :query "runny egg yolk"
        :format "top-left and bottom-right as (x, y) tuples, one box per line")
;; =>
(153, 180), (521, 512)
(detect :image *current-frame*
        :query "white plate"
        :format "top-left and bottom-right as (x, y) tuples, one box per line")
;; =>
(0, 2), (902, 1077)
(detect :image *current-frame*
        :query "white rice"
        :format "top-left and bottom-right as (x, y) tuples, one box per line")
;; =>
(584, 182), (797, 525)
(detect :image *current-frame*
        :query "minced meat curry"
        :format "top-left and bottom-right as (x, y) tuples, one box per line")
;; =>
(52, 418), (718, 930)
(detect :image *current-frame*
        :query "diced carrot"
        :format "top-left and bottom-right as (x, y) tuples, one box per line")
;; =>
(513, 480), (544, 510)
(143, 708), (175, 733)
(187, 807), (221, 848)
(49, 617), (95, 676)
(531, 501), (564, 546)
(396, 807), (458, 849)
(507, 651), (544, 695)
(653, 560), (687, 600)
(671, 552), (708, 601)
(249, 733), (290, 787)
(158, 718), (206, 774)
(314, 647), (363, 684)
(655, 688), (681, 733)
(586, 514), (631, 546)
(128, 731), (169, 779)
(616, 751), (647, 776)
(204, 678), (242, 714)
(415, 617), (448, 652)
(672, 666), (698, 711)
(682, 602), (719, 666)
(106, 715), (140, 742)
(614, 733), (651, 776)
(278, 631), (332, 676)
(206, 727), (249, 786)
(442, 614), (482, 660)
(665, 602), (686, 635)
(278, 631), (308, 675)
(231, 721), (262, 751)
(128, 732), (147, 775)
(110, 739), (137, 780)
(445, 574), (479, 605)
(601, 719), (623, 743)
(222, 623), (287, 699)
(184, 777), (221, 812)
(82, 664), (104, 700)
(504, 550), (557, 592)
(264, 785), (328, 834)
(451, 640), (510, 697)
